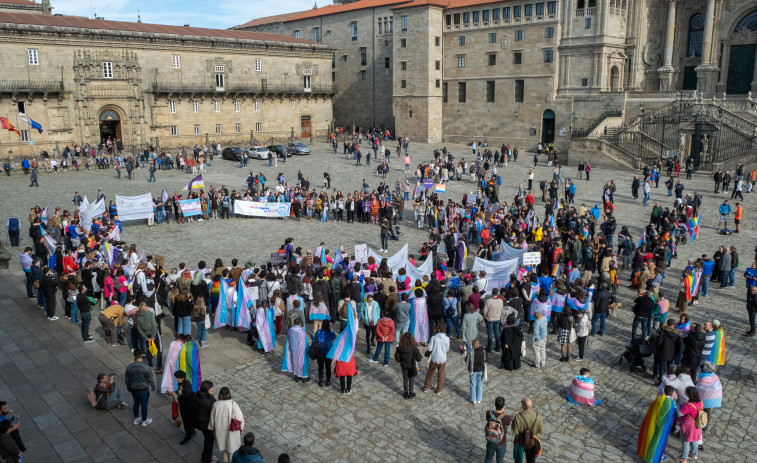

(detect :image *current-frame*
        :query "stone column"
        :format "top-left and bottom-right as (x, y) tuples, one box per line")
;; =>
(695, 0), (719, 94)
(658, 0), (677, 90)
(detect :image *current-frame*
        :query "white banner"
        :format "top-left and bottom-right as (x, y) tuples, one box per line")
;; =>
(90, 198), (106, 219)
(498, 240), (528, 263)
(115, 193), (154, 221)
(522, 252), (541, 266)
(368, 243), (408, 270)
(403, 251), (434, 282)
(233, 200), (291, 218)
(79, 196), (92, 232)
(472, 257), (520, 291)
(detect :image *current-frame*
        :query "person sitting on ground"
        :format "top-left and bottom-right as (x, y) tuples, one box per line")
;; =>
(566, 368), (603, 406)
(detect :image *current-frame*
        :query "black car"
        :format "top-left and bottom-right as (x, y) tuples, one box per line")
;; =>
(221, 147), (245, 161)
(267, 145), (287, 158)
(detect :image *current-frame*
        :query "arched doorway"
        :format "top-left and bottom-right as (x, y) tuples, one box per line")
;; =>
(98, 108), (122, 146)
(610, 66), (620, 91)
(541, 109), (555, 143)
(727, 10), (757, 94)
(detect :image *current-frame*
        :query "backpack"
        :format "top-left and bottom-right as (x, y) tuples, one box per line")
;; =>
(87, 386), (101, 408)
(113, 278), (122, 291)
(286, 309), (300, 327)
(397, 277), (408, 291)
(694, 407), (708, 429)
(445, 299), (456, 318)
(485, 412), (506, 443)
(517, 412), (539, 449)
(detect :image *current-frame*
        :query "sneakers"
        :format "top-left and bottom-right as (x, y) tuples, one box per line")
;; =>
(368, 358), (378, 364)
(383, 363), (389, 367)
(133, 417), (142, 425)
(48, 316), (59, 321)
(118, 402), (128, 409)
(141, 418), (153, 427)
(345, 389), (352, 395)
(84, 338), (95, 343)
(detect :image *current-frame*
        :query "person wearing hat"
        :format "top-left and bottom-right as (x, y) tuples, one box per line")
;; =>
(170, 370), (196, 445)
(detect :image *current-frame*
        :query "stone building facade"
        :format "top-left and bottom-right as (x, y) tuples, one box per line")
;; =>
(241, 0), (757, 152)
(0, 12), (334, 159)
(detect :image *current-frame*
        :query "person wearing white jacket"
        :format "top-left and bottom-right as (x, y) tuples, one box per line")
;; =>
(208, 387), (245, 463)
(575, 311), (591, 361)
(422, 324), (450, 395)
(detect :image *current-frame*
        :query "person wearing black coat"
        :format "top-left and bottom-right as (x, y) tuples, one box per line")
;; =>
(427, 290), (444, 336)
(681, 323), (706, 372)
(170, 371), (195, 445)
(651, 321), (680, 385)
(500, 317), (523, 370)
(395, 332), (423, 399)
(40, 267), (59, 320)
(591, 283), (615, 336)
(192, 380), (216, 463)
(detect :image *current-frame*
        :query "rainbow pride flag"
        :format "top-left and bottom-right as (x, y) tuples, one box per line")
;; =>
(706, 329), (725, 365)
(686, 215), (700, 242)
(637, 395), (676, 463)
(551, 264), (561, 277)
(683, 274), (695, 302)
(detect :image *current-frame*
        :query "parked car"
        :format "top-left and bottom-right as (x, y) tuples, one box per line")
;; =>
(267, 145), (287, 158)
(221, 147), (245, 161)
(249, 146), (271, 160)
(287, 142), (311, 155)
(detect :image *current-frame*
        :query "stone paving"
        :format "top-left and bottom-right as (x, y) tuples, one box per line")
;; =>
(0, 140), (756, 462)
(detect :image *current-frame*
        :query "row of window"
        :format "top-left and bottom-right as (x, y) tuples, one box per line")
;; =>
(446, 1), (557, 25)
(168, 98), (301, 114)
(457, 26), (554, 45)
(172, 122), (264, 136)
(441, 80), (525, 103)
(454, 49), (553, 67)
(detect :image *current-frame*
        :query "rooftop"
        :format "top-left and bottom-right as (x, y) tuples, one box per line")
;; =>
(0, 0), (42, 6)
(232, 11), (308, 30)
(0, 12), (321, 45)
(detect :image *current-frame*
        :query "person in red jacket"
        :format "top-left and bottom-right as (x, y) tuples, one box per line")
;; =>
(369, 310), (396, 366)
(62, 249), (79, 274)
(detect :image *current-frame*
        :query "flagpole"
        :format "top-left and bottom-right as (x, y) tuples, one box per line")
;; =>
(15, 114), (23, 160)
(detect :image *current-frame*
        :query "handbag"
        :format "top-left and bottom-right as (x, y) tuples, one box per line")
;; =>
(204, 313), (211, 329)
(569, 327), (577, 344)
(483, 363), (488, 382)
(308, 339), (322, 360)
(171, 398), (179, 420)
(229, 402), (242, 432)
(154, 303), (163, 317)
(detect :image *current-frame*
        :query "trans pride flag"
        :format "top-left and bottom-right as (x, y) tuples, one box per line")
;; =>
(256, 307), (275, 353)
(233, 278), (253, 330)
(328, 302), (357, 362)
(282, 325), (309, 378)
(566, 375), (602, 406)
(213, 279), (233, 328)
(408, 297), (429, 343)
(637, 395), (676, 463)
(696, 372), (722, 409)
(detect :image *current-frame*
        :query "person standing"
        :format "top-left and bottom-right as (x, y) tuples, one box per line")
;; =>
(676, 387), (703, 463)
(77, 283), (94, 341)
(209, 387), (245, 463)
(360, 293), (381, 355)
(192, 380), (217, 463)
(40, 266), (59, 321)
(746, 284), (757, 337)
(500, 314), (523, 371)
(484, 396), (512, 463)
(511, 397), (544, 463)
(148, 163), (157, 182)
(6, 214), (20, 247)
(483, 288), (504, 352)
(370, 310), (395, 366)
(314, 320), (337, 387)
(125, 349), (156, 427)
(695, 361), (722, 452)
(169, 371), (195, 445)
(29, 168), (39, 187)
(466, 339), (486, 404)
(395, 332), (423, 399)
(461, 302), (483, 353)
(19, 248), (34, 298)
(422, 323), (449, 395)
(531, 311), (547, 368)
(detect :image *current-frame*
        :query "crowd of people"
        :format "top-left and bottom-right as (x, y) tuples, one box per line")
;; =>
(3, 140), (754, 463)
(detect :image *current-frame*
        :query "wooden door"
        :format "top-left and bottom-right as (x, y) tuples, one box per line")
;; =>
(300, 116), (311, 139)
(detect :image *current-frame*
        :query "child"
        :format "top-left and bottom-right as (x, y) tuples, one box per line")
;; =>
(567, 368), (602, 406)
(575, 311), (590, 361)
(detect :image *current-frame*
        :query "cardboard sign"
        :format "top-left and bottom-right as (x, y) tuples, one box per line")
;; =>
(522, 252), (541, 266)
(270, 253), (288, 267)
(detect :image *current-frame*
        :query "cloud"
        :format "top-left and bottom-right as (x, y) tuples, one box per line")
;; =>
(51, 0), (318, 28)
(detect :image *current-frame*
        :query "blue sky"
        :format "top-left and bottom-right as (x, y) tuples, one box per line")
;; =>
(51, 0), (317, 29)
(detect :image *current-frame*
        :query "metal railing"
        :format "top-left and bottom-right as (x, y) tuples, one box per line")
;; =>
(571, 109), (623, 138)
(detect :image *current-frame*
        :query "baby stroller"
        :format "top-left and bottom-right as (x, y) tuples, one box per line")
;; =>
(619, 338), (653, 372)
(676, 224), (688, 245)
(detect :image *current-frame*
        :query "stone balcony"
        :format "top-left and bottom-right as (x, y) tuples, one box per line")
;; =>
(150, 81), (337, 98)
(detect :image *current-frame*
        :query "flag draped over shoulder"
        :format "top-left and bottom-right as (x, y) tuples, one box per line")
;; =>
(161, 341), (202, 393)
(408, 297), (429, 343)
(214, 279), (231, 327)
(328, 302), (357, 362)
(332, 249), (344, 269)
(183, 174), (205, 191)
(161, 188), (169, 203)
(637, 396), (676, 463)
(256, 307), (276, 352)
(706, 329), (725, 365)
(282, 325), (309, 377)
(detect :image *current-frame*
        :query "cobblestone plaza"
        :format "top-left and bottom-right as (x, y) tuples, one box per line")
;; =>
(0, 141), (755, 462)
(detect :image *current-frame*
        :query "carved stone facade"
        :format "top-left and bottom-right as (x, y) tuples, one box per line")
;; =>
(0, 13), (334, 158)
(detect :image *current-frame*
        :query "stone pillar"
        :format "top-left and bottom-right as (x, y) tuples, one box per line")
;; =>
(695, 0), (719, 94)
(658, 0), (677, 91)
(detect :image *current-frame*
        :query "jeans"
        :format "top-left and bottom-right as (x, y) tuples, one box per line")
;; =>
(70, 301), (78, 323)
(149, 171), (156, 182)
(81, 311), (92, 340)
(533, 339), (546, 367)
(395, 321), (409, 341)
(196, 321), (207, 342)
(177, 316), (191, 335)
(642, 192), (650, 206)
(131, 388), (150, 420)
(402, 368), (415, 394)
(591, 313), (606, 335)
(380, 233), (389, 250)
(469, 371), (483, 402)
(403, 192), (409, 200)
(681, 438), (699, 460)
(106, 387), (125, 408)
(37, 287), (45, 309)
(372, 342), (391, 365)
(720, 270), (734, 287)
(485, 442), (507, 463)
(119, 291), (127, 306)
(701, 275), (710, 296)
(444, 316), (461, 337)
(653, 358), (669, 382)
(631, 316), (650, 340)
(24, 272), (34, 297)
(728, 269), (735, 287)
(486, 320), (501, 350)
